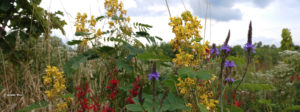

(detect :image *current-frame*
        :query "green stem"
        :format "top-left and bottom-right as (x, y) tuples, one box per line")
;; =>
(153, 79), (156, 112)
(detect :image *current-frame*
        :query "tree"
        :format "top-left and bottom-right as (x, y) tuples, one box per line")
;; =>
(280, 28), (294, 50)
(0, 0), (66, 62)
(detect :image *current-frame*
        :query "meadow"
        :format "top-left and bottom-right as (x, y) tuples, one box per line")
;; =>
(0, 0), (300, 112)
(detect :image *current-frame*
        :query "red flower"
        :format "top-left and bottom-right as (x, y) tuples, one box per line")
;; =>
(205, 48), (210, 54)
(290, 75), (295, 82)
(233, 101), (242, 107)
(125, 77), (140, 104)
(126, 97), (135, 104)
(107, 77), (119, 100)
(297, 75), (300, 81)
(76, 83), (100, 112)
(114, 69), (118, 73)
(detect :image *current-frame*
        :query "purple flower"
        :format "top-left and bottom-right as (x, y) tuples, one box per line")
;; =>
(244, 43), (256, 53)
(210, 48), (219, 55)
(224, 60), (236, 68)
(148, 72), (160, 80)
(225, 77), (235, 83)
(221, 45), (230, 53)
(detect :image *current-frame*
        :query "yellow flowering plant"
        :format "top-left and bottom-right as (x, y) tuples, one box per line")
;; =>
(169, 11), (210, 67)
(177, 75), (218, 111)
(43, 66), (71, 112)
(72, 0), (134, 49)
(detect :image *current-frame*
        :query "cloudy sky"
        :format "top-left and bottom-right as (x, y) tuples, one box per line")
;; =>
(40, 0), (300, 46)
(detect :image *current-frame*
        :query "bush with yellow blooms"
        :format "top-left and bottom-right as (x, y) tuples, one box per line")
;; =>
(43, 66), (71, 112)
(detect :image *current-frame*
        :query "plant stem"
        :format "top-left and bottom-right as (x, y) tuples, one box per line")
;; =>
(234, 54), (251, 91)
(153, 79), (156, 112)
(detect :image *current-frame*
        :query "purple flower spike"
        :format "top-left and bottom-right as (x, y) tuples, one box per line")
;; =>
(210, 48), (219, 55)
(244, 43), (256, 53)
(221, 45), (230, 53)
(224, 60), (236, 68)
(148, 72), (160, 80)
(225, 77), (235, 83)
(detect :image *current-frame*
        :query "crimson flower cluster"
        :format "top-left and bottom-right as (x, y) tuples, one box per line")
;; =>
(107, 77), (119, 100)
(126, 77), (140, 104)
(75, 83), (99, 112)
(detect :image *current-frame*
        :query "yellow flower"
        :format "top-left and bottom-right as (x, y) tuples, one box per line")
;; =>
(186, 103), (193, 108)
(81, 39), (88, 46)
(90, 16), (96, 26)
(45, 90), (54, 98)
(109, 21), (114, 27)
(126, 16), (130, 22)
(56, 102), (67, 111)
(66, 97), (73, 103)
(96, 29), (102, 36)
(43, 76), (52, 85)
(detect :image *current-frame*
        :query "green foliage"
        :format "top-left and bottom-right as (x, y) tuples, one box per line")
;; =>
(75, 32), (92, 36)
(133, 22), (152, 32)
(280, 28), (294, 50)
(63, 46), (115, 77)
(178, 67), (212, 80)
(17, 101), (48, 112)
(137, 51), (170, 62)
(282, 105), (300, 112)
(67, 40), (82, 45)
(126, 93), (188, 112)
(197, 104), (209, 112)
(237, 83), (275, 92)
(0, 0), (66, 63)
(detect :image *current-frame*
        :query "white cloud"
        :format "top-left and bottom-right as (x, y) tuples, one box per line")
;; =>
(40, 0), (300, 46)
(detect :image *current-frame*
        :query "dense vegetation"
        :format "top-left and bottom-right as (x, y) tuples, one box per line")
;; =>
(1, 0), (300, 112)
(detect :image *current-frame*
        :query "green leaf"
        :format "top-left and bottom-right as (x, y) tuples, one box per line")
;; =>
(178, 67), (212, 80)
(75, 32), (92, 36)
(63, 54), (87, 77)
(196, 70), (212, 80)
(111, 15), (125, 20)
(230, 105), (244, 112)
(136, 31), (150, 37)
(64, 46), (115, 77)
(282, 105), (300, 112)
(237, 83), (275, 92)
(67, 40), (82, 45)
(0, 0), (11, 11)
(116, 59), (133, 71)
(96, 16), (105, 21)
(61, 93), (74, 99)
(197, 104), (209, 112)
(137, 52), (170, 62)
(192, 37), (202, 42)
(178, 67), (196, 78)
(17, 101), (48, 112)
(126, 104), (144, 111)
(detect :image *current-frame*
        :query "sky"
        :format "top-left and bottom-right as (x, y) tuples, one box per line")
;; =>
(40, 0), (300, 46)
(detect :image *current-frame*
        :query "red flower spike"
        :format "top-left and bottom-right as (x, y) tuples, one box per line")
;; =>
(233, 101), (242, 107)
(298, 75), (300, 81)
